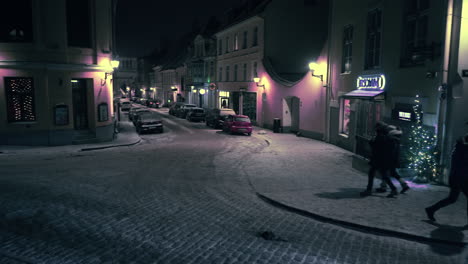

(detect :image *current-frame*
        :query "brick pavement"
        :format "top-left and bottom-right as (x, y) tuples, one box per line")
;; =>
(246, 129), (468, 245)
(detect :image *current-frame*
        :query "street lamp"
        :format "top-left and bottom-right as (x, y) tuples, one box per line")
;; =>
(308, 62), (323, 82)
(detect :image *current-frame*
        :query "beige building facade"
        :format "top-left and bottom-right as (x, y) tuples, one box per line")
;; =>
(0, 0), (116, 146)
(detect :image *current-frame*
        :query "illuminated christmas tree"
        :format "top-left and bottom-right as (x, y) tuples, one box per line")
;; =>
(407, 95), (438, 183)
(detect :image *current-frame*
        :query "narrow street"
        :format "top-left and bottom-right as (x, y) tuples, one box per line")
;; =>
(0, 110), (464, 264)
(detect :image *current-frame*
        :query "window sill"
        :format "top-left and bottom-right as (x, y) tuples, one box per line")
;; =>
(9, 121), (37, 125)
(340, 72), (352, 76)
(338, 133), (349, 138)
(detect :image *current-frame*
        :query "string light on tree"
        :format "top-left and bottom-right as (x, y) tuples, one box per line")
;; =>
(407, 94), (438, 182)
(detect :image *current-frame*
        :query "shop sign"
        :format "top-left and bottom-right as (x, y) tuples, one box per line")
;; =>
(356, 74), (386, 91)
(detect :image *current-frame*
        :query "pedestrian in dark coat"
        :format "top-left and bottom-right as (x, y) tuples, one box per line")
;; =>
(388, 126), (410, 194)
(426, 134), (468, 222)
(360, 122), (399, 198)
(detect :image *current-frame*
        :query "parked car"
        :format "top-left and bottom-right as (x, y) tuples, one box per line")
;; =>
(186, 108), (205, 122)
(134, 112), (163, 134)
(222, 115), (253, 136)
(120, 100), (132, 111)
(177, 104), (197, 118)
(132, 108), (151, 125)
(128, 106), (144, 121)
(169, 102), (185, 116)
(147, 99), (160, 108)
(139, 98), (148, 106)
(205, 108), (236, 128)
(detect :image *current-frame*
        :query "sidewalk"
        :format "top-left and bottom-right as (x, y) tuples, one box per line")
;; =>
(0, 119), (140, 155)
(247, 129), (468, 245)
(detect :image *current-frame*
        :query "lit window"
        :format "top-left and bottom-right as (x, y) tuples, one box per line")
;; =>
(234, 33), (239, 51)
(5, 77), (36, 122)
(340, 99), (351, 135)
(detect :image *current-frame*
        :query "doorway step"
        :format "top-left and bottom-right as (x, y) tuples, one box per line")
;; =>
(72, 130), (98, 145)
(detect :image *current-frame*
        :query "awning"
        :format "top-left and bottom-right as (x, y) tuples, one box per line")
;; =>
(341, 89), (385, 100)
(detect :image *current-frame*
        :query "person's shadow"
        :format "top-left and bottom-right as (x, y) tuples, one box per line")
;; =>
(315, 188), (372, 199)
(422, 220), (468, 255)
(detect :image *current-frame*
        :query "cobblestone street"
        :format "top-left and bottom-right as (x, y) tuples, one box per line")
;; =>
(0, 113), (465, 263)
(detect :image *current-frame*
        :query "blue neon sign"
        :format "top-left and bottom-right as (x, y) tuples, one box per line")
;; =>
(356, 74), (386, 91)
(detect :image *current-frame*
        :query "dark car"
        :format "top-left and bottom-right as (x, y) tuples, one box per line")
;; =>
(128, 106), (144, 121)
(134, 112), (163, 134)
(177, 104), (197, 118)
(169, 102), (185, 116)
(147, 99), (160, 108)
(186, 108), (205, 122)
(205, 108), (236, 128)
(222, 115), (253, 136)
(132, 108), (151, 125)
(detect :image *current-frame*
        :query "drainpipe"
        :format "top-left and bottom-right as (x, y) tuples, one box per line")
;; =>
(324, 0), (334, 142)
(437, 0), (462, 182)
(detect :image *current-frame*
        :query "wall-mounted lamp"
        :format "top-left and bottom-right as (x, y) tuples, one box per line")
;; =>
(101, 60), (120, 86)
(308, 62), (323, 82)
(253, 77), (264, 88)
(171, 86), (178, 91)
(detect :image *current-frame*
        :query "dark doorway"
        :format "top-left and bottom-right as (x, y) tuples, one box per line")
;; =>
(71, 79), (89, 130)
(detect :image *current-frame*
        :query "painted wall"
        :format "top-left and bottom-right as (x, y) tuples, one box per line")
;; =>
(258, 51), (327, 139)
(0, 0), (115, 145)
(328, 0), (447, 148)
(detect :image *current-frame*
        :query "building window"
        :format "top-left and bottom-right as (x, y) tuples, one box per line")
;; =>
(242, 31), (248, 49)
(341, 25), (353, 73)
(253, 27), (258, 46)
(219, 67), (222, 81)
(364, 9), (382, 69)
(0, 1), (33, 43)
(66, 0), (91, 48)
(234, 65), (238, 81)
(253, 62), (258, 78)
(340, 99), (351, 135)
(5, 77), (36, 122)
(243, 64), (247, 81)
(218, 39), (222, 55)
(401, 0), (430, 66)
(225, 37), (229, 53)
(234, 33), (239, 51)
(226, 66), (230, 82)
(210, 61), (214, 80)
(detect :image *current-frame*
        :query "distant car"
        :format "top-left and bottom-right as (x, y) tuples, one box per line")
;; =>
(132, 108), (151, 125)
(205, 108), (236, 128)
(120, 101), (132, 111)
(222, 115), (253, 136)
(169, 102), (185, 116)
(147, 99), (160, 108)
(176, 104), (197, 118)
(128, 106), (144, 121)
(139, 98), (148, 106)
(186, 108), (205, 122)
(134, 112), (163, 134)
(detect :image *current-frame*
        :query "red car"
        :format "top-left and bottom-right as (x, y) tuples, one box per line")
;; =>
(222, 115), (253, 136)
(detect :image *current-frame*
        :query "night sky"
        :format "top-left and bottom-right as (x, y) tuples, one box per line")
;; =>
(115, 0), (240, 57)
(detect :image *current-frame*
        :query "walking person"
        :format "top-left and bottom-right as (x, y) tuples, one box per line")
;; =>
(375, 126), (410, 194)
(425, 133), (468, 222)
(360, 122), (399, 198)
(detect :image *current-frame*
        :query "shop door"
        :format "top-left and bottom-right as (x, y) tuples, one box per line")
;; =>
(290, 97), (300, 132)
(243, 92), (257, 121)
(355, 100), (383, 158)
(72, 79), (88, 130)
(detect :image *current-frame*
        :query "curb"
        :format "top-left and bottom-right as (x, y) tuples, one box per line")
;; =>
(80, 138), (141, 152)
(256, 192), (467, 247)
